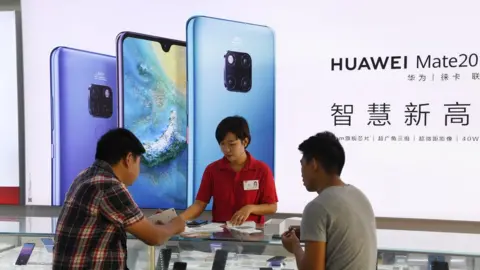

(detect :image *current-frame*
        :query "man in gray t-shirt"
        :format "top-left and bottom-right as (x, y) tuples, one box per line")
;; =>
(282, 132), (377, 270)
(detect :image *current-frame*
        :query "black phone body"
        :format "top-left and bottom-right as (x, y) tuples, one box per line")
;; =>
(156, 248), (172, 270)
(187, 219), (208, 227)
(173, 262), (187, 270)
(267, 255), (286, 262)
(211, 250), (228, 270)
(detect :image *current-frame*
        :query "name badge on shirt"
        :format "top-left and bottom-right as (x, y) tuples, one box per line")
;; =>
(243, 180), (259, 190)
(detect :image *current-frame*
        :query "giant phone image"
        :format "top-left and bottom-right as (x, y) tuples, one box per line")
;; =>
(117, 32), (188, 209)
(50, 47), (117, 206)
(186, 16), (276, 207)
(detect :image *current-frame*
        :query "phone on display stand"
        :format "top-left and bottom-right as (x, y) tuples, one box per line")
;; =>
(40, 237), (54, 246)
(211, 249), (228, 270)
(116, 32), (188, 209)
(40, 238), (54, 253)
(156, 248), (172, 270)
(50, 47), (117, 206)
(15, 243), (35, 265)
(186, 16), (276, 209)
(172, 261), (187, 270)
(430, 261), (449, 270)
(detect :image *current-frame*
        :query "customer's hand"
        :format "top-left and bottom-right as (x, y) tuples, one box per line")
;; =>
(168, 216), (186, 235)
(230, 205), (254, 226)
(281, 230), (300, 254)
(151, 209), (164, 225)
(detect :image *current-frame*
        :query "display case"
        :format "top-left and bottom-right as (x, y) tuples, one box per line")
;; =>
(0, 216), (479, 269)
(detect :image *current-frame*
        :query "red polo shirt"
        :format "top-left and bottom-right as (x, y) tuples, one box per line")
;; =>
(195, 152), (278, 224)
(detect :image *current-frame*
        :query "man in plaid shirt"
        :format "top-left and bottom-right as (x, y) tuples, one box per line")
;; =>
(53, 128), (185, 270)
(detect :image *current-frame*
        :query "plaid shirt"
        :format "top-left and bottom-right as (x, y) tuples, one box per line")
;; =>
(53, 160), (144, 270)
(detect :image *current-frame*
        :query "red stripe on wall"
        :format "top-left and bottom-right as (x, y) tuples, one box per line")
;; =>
(0, 187), (20, 205)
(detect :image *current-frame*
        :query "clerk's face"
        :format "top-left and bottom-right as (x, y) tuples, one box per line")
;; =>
(220, 132), (248, 162)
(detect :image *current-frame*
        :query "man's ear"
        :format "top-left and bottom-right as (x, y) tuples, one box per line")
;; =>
(311, 158), (319, 171)
(124, 152), (134, 167)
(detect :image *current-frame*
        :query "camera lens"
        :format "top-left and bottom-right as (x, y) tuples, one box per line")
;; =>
(240, 77), (251, 90)
(104, 88), (110, 98)
(226, 54), (235, 65)
(162, 43), (171, 52)
(241, 54), (251, 68)
(225, 75), (236, 89)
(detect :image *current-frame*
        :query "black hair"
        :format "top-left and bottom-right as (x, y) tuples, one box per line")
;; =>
(215, 116), (251, 148)
(95, 128), (146, 165)
(298, 131), (345, 175)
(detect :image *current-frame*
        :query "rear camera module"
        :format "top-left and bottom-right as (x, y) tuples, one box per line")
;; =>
(89, 84), (113, 118)
(224, 50), (252, 92)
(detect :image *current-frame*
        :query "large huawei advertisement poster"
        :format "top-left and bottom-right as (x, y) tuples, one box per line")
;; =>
(21, 0), (480, 221)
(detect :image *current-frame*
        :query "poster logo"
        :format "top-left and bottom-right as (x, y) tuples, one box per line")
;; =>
(331, 56), (408, 71)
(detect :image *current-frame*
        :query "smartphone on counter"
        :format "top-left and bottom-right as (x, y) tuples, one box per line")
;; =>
(186, 219), (208, 227)
(186, 16), (276, 208)
(267, 255), (286, 262)
(116, 32), (188, 209)
(15, 243), (35, 265)
(50, 47), (117, 206)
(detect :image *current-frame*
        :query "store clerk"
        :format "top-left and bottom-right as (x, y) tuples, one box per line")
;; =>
(180, 116), (278, 225)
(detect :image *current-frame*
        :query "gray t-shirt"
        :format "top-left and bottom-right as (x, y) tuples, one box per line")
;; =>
(300, 185), (377, 270)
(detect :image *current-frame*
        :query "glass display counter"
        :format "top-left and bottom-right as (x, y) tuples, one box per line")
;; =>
(0, 216), (478, 269)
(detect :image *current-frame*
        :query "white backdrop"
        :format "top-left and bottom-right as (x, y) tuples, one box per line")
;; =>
(0, 11), (20, 203)
(21, 0), (480, 221)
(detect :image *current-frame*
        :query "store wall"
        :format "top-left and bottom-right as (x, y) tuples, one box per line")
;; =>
(0, 9), (22, 205)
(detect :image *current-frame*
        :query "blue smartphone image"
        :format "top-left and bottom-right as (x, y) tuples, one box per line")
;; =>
(186, 16), (276, 207)
(50, 47), (117, 206)
(116, 32), (188, 209)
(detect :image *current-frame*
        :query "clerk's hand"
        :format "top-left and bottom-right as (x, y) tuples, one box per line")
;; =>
(230, 205), (254, 226)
